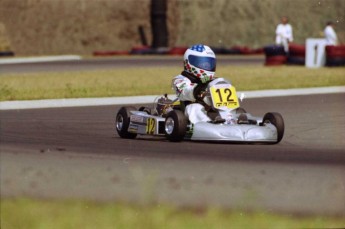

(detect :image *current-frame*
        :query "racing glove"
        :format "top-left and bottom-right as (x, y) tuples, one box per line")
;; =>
(193, 83), (208, 101)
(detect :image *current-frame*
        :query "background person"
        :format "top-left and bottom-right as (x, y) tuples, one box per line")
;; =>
(324, 21), (338, 45)
(275, 16), (293, 52)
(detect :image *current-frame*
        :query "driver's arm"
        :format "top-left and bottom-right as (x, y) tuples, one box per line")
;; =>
(172, 76), (196, 101)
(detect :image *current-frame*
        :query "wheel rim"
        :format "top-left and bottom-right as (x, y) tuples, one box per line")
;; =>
(165, 117), (175, 135)
(116, 115), (124, 131)
(264, 120), (271, 125)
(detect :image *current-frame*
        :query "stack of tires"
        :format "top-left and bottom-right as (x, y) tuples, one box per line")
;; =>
(325, 45), (345, 66)
(93, 50), (129, 56)
(130, 45), (155, 55)
(263, 45), (286, 66)
(0, 51), (14, 57)
(168, 46), (188, 55)
(287, 43), (305, 65)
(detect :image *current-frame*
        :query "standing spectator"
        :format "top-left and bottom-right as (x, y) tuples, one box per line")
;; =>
(275, 16), (293, 52)
(324, 21), (338, 45)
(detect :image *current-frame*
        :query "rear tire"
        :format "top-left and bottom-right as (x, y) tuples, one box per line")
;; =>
(263, 112), (284, 143)
(235, 107), (247, 114)
(115, 107), (137, 139)
(165, 110), (188, 142)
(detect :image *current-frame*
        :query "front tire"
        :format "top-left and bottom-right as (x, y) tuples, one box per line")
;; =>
(165, 110), (188, 142)
(263, 112), (284, 143)
(115, 106), (137, 139)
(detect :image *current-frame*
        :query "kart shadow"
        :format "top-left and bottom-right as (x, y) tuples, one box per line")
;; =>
(132, 135), (274, 145)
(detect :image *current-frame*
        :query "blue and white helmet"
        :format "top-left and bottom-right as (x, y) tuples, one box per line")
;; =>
(184, 44), (216, 83)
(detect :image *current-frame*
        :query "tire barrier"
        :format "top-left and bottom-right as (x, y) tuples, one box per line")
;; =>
(253, 47), (264, 54)
(0, 51), (14, 57)
(265, 55), (288, 66)
(287, 43), (305, 65)
(92, 45), (266, 57)
(222, 48), (242, 55)
(93, 50), (129, 56)
(130, 45), (155, 55)
(93, 46), (172, 56)
(168, 46), (188, 55)
(230, 46), (264, 55)
(93, 47), (172, 56)
(210, 46), (264, 55)
(325, 45), (345, 66)
(264, 45), (286, 66)
(209, 47), (242, 54)
(131, 46), (172, 55)
(288, 43), (305, 57)
(287, 56), (305, 65)
(264, 45), (286, 56)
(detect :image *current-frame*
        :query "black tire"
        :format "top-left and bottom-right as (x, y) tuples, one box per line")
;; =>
(165, 110), (188, 142)
(326, 45), (345, 57)
(222, 48), (242, 55)
(287, 55), (305, 65)
(263, 112), (284, 143)
(265, 55), (287, 66)
(130, 46), (155, 55)
(288, 43), (305, 57)
(0, 51), (15, 57)
(210, 46), (227, 54)
(115, 106), (137, 139)
(326, 57), (345, 67)
(264, 45), (286, 57)
(235, 107), (247, 114)
(168, 46), (188, 55)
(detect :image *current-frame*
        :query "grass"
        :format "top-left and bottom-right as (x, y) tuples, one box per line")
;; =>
(1, 198), (345, 229)
(0, 66), (344, 101)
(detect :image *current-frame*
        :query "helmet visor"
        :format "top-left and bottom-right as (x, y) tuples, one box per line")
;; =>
(188, 55), (216, 71)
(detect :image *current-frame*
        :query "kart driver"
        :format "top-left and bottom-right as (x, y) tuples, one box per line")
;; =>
(172, 44), (223, 124)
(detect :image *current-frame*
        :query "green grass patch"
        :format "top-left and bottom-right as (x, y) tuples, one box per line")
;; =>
(0, 66), (344, 101)
(1, 198), (344, 229)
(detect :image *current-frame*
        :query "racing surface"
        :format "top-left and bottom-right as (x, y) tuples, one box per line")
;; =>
(1, 93), (345, 215)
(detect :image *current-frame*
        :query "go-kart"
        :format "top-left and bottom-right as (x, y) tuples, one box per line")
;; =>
(115, 78), (284, 144)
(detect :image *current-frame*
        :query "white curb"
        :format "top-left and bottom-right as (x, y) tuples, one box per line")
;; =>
(1, 86), (344, 110)
(0, 55), (82, 64)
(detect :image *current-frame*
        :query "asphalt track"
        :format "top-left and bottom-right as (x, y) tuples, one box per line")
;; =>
(1, 93), (345, 215)
(1, 56), (345, 216)
(0, 55), (264, 74)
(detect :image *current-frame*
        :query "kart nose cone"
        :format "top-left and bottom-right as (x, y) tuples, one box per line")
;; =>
(191, 122), (277, 142)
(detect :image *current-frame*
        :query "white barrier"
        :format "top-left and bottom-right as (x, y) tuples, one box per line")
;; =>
(1, 86), (345, 110)
(305, 38), (327, 68)
(0, 55), (82, 64)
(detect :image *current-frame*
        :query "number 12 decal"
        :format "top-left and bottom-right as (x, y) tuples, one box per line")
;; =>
(215, 88), (232, 102)
(210, 85), (239, 109)
(146, 118), (155, 134)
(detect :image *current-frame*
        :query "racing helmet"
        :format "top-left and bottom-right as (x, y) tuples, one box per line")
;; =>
(184, 44), (216, 83)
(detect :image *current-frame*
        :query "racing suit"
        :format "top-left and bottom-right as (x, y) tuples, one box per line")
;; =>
(275, 23), (293, 52)
(324, 25), (338, 45)
(172, 71), (211, 124)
